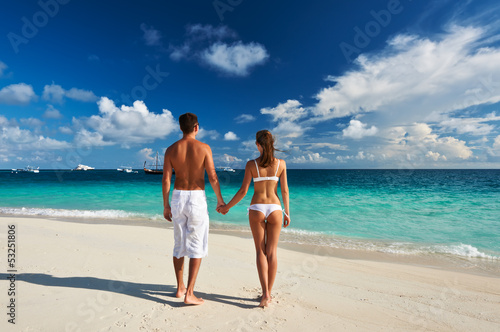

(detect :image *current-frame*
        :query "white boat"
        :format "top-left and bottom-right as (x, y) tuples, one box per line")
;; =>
(216, 166), (235, 172)
(74, 164), (95, 171)
(118, 166), (134, 173)
(20, 166), (40, 173)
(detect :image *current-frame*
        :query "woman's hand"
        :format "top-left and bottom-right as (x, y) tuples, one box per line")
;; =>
(283, 213), (290, 228)
(217, 204), (230, 215)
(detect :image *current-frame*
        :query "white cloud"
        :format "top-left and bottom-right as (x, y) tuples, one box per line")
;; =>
(378, 123), (473, 165)
(342, 120), (378, 139)
(43, 83), (97, 103)
(0, 117), (71, 155)
(314, 26), (500, 123)
(74, 97), (177, 148)
(187, 24), (237, 40)
(138, 147), (155, 161)
(65, 88), (98, 102)
(494, 135), (500, 149)
(201, 41), (268, 76)
(43, 105), (63, 119)
(272, 121), (307, 138)
(224, 131), (239, 141)
(222, 153), (242, 162)
(198, 128), (220, 140)
(289, 152), (330, 164)
(59, 126), (73, 135)
(20, 117), (44, 128)
(0, 61), (7, 76)
(140, 23), (162, 46)
(308, 143), (348, 150)
(438, 112), (500, 136)
(0, 83), (36, 105)
(261, 100), (308, 122)
(234, 114), (256, 123)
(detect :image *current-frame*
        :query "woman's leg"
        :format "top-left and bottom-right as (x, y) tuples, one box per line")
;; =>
(248, 210), (269, 307)
(265, 210), (282, 299)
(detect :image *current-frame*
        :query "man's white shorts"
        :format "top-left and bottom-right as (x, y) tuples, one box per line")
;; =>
(171, 189), (209, 259)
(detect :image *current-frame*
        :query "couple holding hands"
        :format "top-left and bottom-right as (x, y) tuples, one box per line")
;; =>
(162, 113), (290, 307)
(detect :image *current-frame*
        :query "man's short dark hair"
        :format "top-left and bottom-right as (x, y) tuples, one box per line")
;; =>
(179, 113), (198, 134)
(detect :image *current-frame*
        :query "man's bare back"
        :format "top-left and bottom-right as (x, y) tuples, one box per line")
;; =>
(165, 137), (215, 191)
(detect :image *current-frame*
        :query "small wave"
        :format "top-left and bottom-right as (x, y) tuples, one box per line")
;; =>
(0, 207), (146, 219)
(430, 243), (499, 260)
(278, 230), (499, 260)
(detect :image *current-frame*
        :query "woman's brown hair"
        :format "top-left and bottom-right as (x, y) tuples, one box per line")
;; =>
(256, 130), (276, 168)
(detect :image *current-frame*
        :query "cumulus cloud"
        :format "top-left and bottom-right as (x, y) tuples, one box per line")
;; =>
(138, 147), (155, 161)
(289, 152), (330, 164)
(379, 123), (473, 165)
(43, 105), (63, 119)
(261, 100), (308, 122)
(198, 128), (220, 140)
(43, 83), (98, 103)
(438, 112), (500, 136)
(140, 23), (162, 46)
(74, 97), (177, 148)
(201, 41), (268, 76)
(0, 83), (36, 105)
(0, 116), (71, 155)
(222, 153), (242, 162)
(224, 131), (239, 141)
(234, 114), (256, 123)
(342, 120), (378, 139)
(314, 26), (500, 123)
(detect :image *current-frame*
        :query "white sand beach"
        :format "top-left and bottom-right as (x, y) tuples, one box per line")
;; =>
(0, 216), (499, 331)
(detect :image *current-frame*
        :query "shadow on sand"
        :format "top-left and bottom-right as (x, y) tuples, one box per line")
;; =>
(1, 273), (257, 309)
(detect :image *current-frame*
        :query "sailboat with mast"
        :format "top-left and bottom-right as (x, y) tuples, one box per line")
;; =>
(143, 151), (166, 175)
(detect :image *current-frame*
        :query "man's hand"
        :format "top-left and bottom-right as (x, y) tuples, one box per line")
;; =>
(164, 205), (172, 222)
(217, 204), (230, 215)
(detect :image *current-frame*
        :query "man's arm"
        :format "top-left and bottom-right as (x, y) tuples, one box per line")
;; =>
(162, 147), (174, 221)
(204, 144), (224, 208)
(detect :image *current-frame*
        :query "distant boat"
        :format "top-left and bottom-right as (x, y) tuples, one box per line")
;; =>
(74, 164), (95, 171)
(117, 166), (137, 173)
(20, 166), (40, 173)
(11, 166), (40, 173)
(217, 166), (235, 173)
(144, 151), (163, 175)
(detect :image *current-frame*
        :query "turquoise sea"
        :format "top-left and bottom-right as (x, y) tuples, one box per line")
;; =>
(1, 169), (499, 263)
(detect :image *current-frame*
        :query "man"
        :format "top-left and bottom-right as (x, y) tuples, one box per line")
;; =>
(162, 112), (225, 305)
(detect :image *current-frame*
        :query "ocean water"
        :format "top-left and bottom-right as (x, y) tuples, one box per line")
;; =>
(1, 169), (499, 262)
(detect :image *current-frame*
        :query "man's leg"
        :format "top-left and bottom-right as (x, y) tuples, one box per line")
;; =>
(184, 258), (204, 305)
(173, 256), (186, 298)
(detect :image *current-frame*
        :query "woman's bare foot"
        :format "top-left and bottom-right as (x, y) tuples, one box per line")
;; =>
(175, 286), (186, 298)
(184, 293), (204, 305)
(259, 295), (271, 307)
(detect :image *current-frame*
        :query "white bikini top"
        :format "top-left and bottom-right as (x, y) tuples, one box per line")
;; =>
(253, 159), (280, 182)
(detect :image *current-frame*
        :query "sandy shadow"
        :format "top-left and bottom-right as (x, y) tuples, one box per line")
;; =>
(1, 273), (256, 308)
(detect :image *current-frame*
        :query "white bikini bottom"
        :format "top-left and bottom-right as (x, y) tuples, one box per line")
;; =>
(248, 204), (287, 219)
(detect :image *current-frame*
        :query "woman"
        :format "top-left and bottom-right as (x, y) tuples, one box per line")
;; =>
(218, 130), (290, 307)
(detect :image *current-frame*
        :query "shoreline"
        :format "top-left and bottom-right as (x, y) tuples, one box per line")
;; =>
(2, 214), (499, 279)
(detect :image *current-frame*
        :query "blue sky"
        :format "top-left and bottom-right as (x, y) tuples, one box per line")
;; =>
(1, 0), (500, 169)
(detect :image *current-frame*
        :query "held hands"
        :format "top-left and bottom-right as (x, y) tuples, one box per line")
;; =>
(216, 204), (230, 215)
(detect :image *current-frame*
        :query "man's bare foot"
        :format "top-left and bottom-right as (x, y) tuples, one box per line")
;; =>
(175, 286), (186, 298)
(259, 295), (271, 307)
(184, 293), (204, 305)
